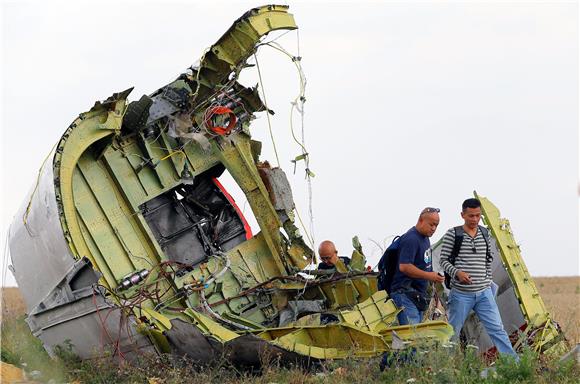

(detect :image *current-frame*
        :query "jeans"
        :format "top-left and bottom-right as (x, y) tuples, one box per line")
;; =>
(380, 291), (422, 370)
(447, 287), (517, 357)
(391, 291), (423, 325)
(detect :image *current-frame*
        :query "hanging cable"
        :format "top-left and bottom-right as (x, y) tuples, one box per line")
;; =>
(297, 28), (316, 248)
(159, 150), (185, 162)
(259, 38), (316, 252)
(293, 204), (314, 248)
(23, 143), (58, 235)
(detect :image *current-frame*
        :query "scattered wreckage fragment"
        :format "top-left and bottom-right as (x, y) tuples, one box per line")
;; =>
(476, 193), (568, 356)
(8, 5), (567, 368)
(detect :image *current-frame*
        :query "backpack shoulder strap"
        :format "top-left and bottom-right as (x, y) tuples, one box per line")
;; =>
(478, 225), (493, 262)
(478, 225), (489, 238)
(449, 226), (464, 265)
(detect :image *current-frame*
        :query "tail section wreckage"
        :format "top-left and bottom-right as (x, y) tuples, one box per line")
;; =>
(8, 5), (568, 366)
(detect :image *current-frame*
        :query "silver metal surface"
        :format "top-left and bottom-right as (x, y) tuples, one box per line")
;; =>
(146, 96), (179, 124)
(28, 292), (155, 361)
(258, 167), (295, 212)
(9, 150), (76, 311)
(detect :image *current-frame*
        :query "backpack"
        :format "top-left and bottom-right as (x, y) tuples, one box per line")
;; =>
(377, 235), (402, 293)
(443, 225), (492, 289)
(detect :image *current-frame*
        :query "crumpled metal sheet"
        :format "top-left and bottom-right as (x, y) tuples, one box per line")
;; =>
(28, 290), (155, 361)
(164, 319), (313, 369)
(223, 334), (314, 369)
(164, 319), (224, 365)
(258, 166), (295, 212)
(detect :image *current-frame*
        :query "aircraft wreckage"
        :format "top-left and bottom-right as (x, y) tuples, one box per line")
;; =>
(9, 5), (568, 367)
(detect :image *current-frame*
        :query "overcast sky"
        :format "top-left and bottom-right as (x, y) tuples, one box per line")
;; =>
(1, 0), (578, 286)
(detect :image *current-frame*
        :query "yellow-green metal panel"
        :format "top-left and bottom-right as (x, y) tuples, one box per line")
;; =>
(476, 191), (568, 354)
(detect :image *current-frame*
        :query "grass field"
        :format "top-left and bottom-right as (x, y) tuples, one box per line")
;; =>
(1, 276), (578, 383)
(534, 277), (580, 344)
(0, 287), (25, 323)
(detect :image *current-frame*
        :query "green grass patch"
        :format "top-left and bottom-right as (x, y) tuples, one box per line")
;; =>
(1, 315), (68, 382)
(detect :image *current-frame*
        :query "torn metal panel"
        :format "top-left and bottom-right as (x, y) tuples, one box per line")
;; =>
(164, 319), (224, 365)
(476, 192), (568, 355)
(338, 290), (400, 333)
(28, 287), (155, 361)
(258, 165), (295, 212)
(140, 175), (249, 266)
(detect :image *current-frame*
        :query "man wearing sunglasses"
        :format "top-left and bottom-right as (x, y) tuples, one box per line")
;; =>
(389, 207), (445, 325)
(380, 207), (444, 371)
(439, 198), (517, 358)
(317, 240), (350, 270)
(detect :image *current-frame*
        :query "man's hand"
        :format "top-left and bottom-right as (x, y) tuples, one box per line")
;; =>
(428, 272), (445, 283)
(455, 270), (472, 284)
(399, 264), (445, 283)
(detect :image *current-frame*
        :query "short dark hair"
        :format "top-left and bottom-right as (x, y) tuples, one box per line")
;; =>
(462, 198), (481, 211)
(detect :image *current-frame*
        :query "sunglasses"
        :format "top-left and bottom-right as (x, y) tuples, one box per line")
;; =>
(421, 207), (440, 214)
(470, 238), (477, 254)
(320, 251), (337, 261)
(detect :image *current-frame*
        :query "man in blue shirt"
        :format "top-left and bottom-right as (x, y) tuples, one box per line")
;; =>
(391, 207), (445, 325)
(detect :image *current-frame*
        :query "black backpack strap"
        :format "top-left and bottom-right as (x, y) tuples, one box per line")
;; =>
(444, 226), (464, 289)
(478, 225), (493, 263)
(449, 226), (464, 265)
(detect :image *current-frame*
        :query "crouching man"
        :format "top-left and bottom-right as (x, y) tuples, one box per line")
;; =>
(439, 198), (517, 358)
(317, 240), (350, 271)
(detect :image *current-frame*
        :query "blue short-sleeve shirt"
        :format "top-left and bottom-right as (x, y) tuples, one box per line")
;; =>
(390, 227), (432, 294)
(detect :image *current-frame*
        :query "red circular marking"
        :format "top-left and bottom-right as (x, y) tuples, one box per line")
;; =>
(206, 106), (237, 135)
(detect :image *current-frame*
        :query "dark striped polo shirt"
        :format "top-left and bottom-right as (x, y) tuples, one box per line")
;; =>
(439, 227), (492, 292)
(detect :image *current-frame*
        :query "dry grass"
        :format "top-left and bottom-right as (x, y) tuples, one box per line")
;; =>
(534, 276), (580, 344)
(0, 287), (25, 323)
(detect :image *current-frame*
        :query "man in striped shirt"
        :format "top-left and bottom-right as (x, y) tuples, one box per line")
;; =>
(439, 198), (517, 358)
